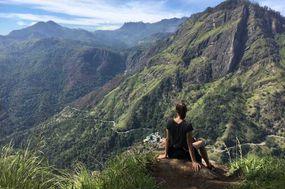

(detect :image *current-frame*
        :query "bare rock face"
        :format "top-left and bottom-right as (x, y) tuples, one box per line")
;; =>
(153, 158), (240, 189)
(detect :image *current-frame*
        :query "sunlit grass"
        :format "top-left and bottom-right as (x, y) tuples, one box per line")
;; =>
(97, 151), (157, 189)
(230, 155), (285, 189)
(0, 145), (157, 189)
(0, 144), (69, 189)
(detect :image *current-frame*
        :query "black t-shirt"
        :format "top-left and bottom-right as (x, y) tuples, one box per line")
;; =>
(166, 119), (193, 149)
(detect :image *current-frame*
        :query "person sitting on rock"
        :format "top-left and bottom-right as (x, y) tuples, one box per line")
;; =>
(158, 102), (214, 171)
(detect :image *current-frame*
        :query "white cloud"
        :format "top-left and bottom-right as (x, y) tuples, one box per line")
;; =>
(0, 12), (113, 26)
(0, 0), (186, 26)
(95, 24), (121, 30)
(16, 20), (27, 26)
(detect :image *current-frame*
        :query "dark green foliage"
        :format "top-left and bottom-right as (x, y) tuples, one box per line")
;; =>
(0, 39), (126, 139)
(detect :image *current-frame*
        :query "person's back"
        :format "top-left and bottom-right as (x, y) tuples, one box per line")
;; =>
(158, 102), (214, 171)
(167, 119), (193, 150)
(166, 118), (202, 162)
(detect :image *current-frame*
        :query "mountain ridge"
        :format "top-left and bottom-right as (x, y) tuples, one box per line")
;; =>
(4, 17), (187, 49)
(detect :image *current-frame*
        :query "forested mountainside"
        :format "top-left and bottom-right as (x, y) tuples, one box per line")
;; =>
(1, 0), (283, 169)
(0, 18), (183, 141)
(0, 0), (285, 170)
(0, 39), (126, 137)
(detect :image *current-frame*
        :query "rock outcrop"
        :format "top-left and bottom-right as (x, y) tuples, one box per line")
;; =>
(153, 158), (240, 189)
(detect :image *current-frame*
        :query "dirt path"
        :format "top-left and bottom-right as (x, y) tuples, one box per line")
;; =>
(152, 159), (240, 189)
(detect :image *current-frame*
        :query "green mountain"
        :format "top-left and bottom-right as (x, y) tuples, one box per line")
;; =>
(0, 17), (184, 142)
(7, 18), (185, 49)
(0, 38), (126, 138)
(94, 18), (187, 47)
(8, 21), (93, 41)
(1, 0), (285, 169)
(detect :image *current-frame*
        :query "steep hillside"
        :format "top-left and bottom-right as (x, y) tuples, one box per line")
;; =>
(0, 38), (126, 138)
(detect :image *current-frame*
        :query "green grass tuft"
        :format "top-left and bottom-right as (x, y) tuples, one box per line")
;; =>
(97, 151), (157, 189)
(230, 155), (285, 189)
(0, 145), (157, 189)
(0, 145), (69, 189)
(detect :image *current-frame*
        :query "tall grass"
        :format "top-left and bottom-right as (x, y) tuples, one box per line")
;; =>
(1, 142), (285, 189)
(98, 151), (157, 189)
(70, 163), (99, 189)
(0, 145), (158, 189)
(70, 150), (158, 189)
(0, 145), (69, 189)
(230, 155), (285, 189)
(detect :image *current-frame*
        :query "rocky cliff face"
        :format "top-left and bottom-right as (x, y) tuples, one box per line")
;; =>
(127, 0), (285, 81)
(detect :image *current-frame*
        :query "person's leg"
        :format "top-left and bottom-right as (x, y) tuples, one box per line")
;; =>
(193, 140), (213, 168)
(199, 146), (212, 167)
(168, 147), (186, 159)
(167, 146), (175, 159)
(183, 147), (201, 162)
(193, 140), (204, 149)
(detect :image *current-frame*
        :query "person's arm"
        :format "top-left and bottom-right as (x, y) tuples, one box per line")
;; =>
(158, 128), (169, 159)
(164, 128), (169, 157)
(187, 131), (202, 171)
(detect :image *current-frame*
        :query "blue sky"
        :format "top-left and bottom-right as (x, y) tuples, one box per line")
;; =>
(0, 0), (284, 35)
